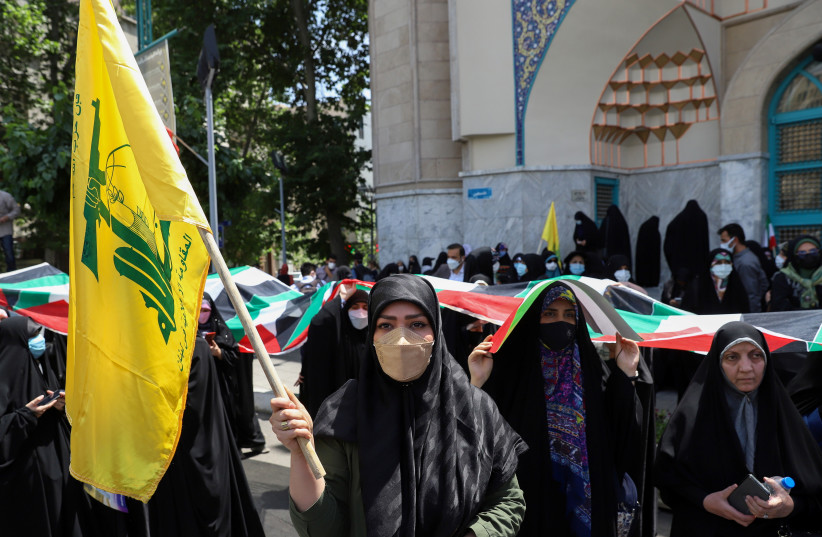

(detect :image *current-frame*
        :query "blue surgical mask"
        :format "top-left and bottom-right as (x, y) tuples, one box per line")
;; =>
(514, 262), (527, 276)
(719, 237), (736, 251)
(28, 332), (46, 359)
(498, 249), (507, 257)
(614, 269), (631, 282)
(569, 263), (585, 275)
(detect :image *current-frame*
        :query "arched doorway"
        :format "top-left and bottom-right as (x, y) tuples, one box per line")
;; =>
(769, 54), (822, 244)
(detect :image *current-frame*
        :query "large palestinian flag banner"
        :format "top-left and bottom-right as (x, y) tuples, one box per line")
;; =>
(3, 264), (822, 355)
(0, 263), (70, 333)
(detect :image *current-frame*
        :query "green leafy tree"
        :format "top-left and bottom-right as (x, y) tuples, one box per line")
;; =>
(0, 0), (370, 269)
(152, 0), (370, 264)
(0, 1), (77, 269)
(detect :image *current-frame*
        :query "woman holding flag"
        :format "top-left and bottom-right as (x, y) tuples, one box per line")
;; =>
(270, 274), (527, 536)
(468, 281), (653, 537)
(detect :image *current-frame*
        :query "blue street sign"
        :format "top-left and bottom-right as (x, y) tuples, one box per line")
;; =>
(467, 187), (492, 200)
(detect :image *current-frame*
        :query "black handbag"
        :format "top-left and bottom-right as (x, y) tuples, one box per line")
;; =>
(616, 473), (640, 537)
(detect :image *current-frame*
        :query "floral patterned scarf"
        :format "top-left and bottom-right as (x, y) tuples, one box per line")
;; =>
(540, 286), (592, 536)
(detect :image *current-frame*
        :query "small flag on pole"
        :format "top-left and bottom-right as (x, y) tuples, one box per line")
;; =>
(67, 0), (211, 501)
(541, 201), (560, 257)
(765, 215), (777, 255)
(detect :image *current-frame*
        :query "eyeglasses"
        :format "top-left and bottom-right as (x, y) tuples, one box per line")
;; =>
(796, 248), (820, 258)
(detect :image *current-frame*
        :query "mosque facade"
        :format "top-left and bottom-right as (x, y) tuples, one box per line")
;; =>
(369, 0), (822, 275)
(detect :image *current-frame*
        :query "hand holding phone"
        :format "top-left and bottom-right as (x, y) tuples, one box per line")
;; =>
(205, 332), (216, 344)
(728, 474), (771, 515)
(40, 390), (65, 406)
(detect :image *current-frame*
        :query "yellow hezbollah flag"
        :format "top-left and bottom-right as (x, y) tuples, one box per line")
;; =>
(67, 0), (211, 501)
(541, 201), (560, 257)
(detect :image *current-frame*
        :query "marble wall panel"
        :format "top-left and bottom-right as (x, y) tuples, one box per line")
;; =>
(620, 162), (726, 285)
(376, 191), (463, 264)
(462, 170), (597, 255)
(719, 157), (767, 240)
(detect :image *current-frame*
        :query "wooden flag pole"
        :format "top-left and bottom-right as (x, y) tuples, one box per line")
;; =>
(199, 228), (325, 479)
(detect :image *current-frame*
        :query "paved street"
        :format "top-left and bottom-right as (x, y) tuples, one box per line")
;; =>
(241, 349), (301, 537)
(241, 348), (675, 537)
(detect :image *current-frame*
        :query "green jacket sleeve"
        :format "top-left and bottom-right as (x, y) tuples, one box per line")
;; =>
(289, 437), (352, 537)
(466, 475), (525, 537)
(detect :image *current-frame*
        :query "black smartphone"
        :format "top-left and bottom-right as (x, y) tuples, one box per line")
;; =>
(40, 390), (65, 406)
(728, 474), (771, 515)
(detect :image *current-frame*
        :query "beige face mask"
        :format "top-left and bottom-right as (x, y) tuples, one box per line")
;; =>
(373, 326), (434, 382)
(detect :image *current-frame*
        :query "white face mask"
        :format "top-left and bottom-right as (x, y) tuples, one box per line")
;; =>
(348, 308), (368, 330)
(614, 269), (631, 282)
(446, 258), (462, 271)
(711, 264), (732, 279)
(719, 238), (736, 251)
(327, 262), (336, 270)
(775, 255), (786, 269)
(545, 261), (558, 272)
(373, 327), (434, 382)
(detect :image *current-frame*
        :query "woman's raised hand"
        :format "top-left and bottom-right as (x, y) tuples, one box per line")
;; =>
(614, 332), (640, 378)
(468, 335), (494, 388)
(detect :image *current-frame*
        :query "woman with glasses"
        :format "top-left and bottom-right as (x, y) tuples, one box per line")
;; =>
(770, 236), (822, 311)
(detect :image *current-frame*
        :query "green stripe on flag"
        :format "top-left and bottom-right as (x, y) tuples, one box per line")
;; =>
(11, 291), (56, 311)
(284, 282), (335, 347)
(0, 274), (69, 289)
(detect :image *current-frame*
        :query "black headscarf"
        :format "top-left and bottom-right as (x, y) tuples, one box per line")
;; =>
(198, 293), (238, 353)
(562, 250), (587, 276)
(681, 248), (750, 315)
(606, 254), (632, 281)
(483, 282), (645, 537)
(314, 274), (525, 537)
(574, 211), (603, 252)
(431, 252), (448, 274)
(0, 317), (92, 536)
(599, 205), (631, 260)
(745, 240), (777, 280)
(198, 292), (240, 435)
(521, 253), (546, 282)
(664, 200), (709, 278)
(148, 337), (265, 537)
(408, 256), (421, 274)
(468, 246), (494, 281)
(635, 216), (661, 287)
(377, 262), (400, 281)
(301, 291), (369, 418)
(655, 322), (822, 536)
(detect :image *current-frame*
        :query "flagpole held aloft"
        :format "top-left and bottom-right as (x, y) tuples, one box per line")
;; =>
(198, 228), (325, 479)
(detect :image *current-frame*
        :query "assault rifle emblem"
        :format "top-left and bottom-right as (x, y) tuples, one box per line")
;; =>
(81, 98), (177, 343)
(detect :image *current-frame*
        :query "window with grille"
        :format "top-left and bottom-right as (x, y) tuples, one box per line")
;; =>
(769, 55), (822, 240)
(595, 177), (619, 226)
(775, 225), (822, 246)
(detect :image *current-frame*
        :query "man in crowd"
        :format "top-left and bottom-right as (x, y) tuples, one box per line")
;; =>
(718, 223), (768, 312)
(351, 252), (367, 280)
(317, 254), (338, 284)
(434, 243), (468, 282)
(0, 189), (20, 272)
(291, 262), (321, 295)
